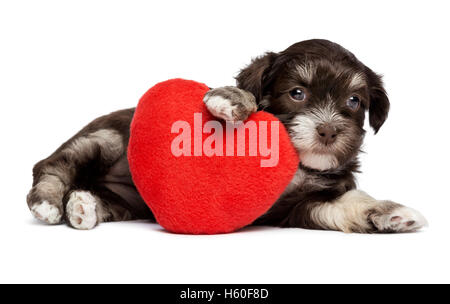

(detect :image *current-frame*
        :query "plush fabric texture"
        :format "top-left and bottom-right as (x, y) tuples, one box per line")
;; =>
(128, 79), (299, 234)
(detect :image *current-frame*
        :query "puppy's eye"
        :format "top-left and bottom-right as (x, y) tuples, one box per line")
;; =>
(346, 96), (360, 111)
(289, 88), (307, 102)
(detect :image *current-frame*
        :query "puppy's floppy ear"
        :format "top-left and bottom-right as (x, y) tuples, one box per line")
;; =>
(235, 52), (278, 102)
(365, 67), (390, 133)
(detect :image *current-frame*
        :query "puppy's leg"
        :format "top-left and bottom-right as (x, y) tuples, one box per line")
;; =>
(27, 174), (66, 225)
(285, 190), (428, 233)
(27, 111), (131, 225)
(203, 87), (257, 122)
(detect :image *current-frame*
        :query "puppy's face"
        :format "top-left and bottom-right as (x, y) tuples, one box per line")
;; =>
(270, 60), (368, 171)
(237, 40), (390, 171)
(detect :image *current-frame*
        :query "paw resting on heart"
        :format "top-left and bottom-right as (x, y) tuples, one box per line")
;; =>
(369, 203), (428, 233)
(203, 87), (257, 122)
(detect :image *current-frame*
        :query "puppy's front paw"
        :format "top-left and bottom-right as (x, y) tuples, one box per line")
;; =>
(65, 191), (99, 230)
(203, 87), (257, 122)
(369, 202), (428, 233)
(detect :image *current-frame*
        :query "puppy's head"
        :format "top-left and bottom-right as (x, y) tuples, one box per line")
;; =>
(236, 39), (390, 171)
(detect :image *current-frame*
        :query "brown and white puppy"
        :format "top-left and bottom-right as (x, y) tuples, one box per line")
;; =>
(27, 39), (427, 232)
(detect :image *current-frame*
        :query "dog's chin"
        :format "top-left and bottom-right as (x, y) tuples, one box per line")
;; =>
(296, 140), (342, 171)
(291, 132), (361, 171)
(299, 150), (340, 171)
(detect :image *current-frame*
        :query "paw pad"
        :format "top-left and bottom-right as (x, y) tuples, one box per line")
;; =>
(372, 205), (428, 233)
(66, 191), (98, 230)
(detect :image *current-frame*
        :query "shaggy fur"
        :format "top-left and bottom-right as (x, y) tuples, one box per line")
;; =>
(27, 39), (427, 233)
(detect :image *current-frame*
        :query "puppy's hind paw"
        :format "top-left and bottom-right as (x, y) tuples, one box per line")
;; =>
(30, 200), (63, 225)
(369, 203), (428, 233)
(65, 191), (99, 230)
(27, 177), (65, 224)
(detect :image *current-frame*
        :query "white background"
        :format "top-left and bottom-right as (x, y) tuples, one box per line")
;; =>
(1, 0), (449, 284)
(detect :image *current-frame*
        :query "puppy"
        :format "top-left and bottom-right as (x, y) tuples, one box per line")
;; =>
(27, 39), (427, 232)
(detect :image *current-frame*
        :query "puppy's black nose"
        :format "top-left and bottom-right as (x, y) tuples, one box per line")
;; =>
(317, 124), (338, 145)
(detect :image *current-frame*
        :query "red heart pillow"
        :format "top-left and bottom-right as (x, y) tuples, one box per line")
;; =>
(128, 79), (299, 234)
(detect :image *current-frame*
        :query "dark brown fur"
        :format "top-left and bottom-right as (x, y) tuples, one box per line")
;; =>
(28, 109), (154, 226)
(237, 40), (389, 229)
(27, 39), (392, 231)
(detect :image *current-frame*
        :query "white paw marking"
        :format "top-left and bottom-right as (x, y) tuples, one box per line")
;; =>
(66, 191), (98, 230)
(374, 206), (428, 232)
(31, 201), (62, 224)
(203, 95), (237, 121)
